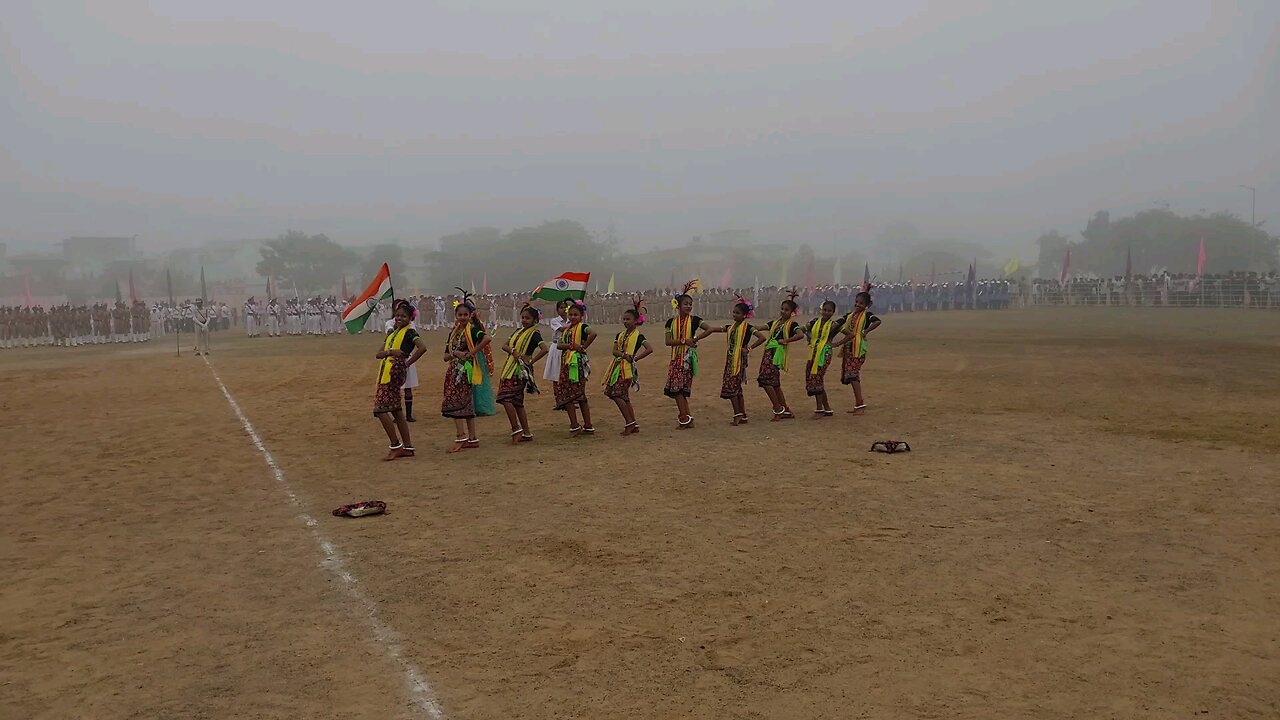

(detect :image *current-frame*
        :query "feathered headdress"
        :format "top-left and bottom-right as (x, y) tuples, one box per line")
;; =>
(671, 278), (701, 307)
(452, 287), (476, 312)
(631, 293), (646, 325)
(784, 287), (800, 318)
(734, 294), (755, 318)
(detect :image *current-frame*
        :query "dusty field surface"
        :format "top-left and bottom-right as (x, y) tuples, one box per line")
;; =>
(3, 307), (1278, 720)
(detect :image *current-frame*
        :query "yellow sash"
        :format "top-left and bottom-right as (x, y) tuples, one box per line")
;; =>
(843, 310), (868, 358)
(378, 326), (410, 384)
(669, 315), (693, 358)
(765, 319), (795, 372)
(501, 327), (538, 379)
(604, 328), (641, 386)
(449, 322), (483, 384)
(726, 320), (750, 376)
(807, 317), (834, 376)
(563, 322), (587, 382)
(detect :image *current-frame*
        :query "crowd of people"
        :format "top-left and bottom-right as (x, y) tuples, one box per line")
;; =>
(1031, 272), (1280, 308)
(368, 281), (1014, 335)
(368, 284), (884, 457)
(1, 301), (153, 348)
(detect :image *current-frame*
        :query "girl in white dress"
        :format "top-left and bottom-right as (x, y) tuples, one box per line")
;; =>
(541, 299), (571, 383)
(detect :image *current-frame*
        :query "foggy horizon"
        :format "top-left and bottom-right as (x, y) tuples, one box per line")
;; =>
(2, 1), (1277, 256)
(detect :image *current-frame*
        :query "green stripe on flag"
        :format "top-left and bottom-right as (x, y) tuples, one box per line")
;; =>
(531, 287), (586, 303)
(342, 288), (393, 334)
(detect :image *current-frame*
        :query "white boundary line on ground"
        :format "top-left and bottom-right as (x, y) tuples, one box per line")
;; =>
(202, 356), (445, 719)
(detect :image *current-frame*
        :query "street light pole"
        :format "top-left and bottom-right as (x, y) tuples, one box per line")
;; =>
(1240, 184), (1256, 267)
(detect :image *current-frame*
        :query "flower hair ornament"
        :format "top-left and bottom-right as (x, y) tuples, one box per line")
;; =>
(568, 299), (588, 315)
(671, 278), (702, 308)
(734, 294), (755, 318)
(631, 294), (647, 325)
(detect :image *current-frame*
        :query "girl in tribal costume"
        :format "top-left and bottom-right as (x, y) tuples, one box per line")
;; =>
(373, 299), (428, 461)
(442, 291), (491, 453)
(662, 279), (716, 429)
(470, 313), (498, 418)
(803, 299), (845, 417)
(497, 303), (549, 444)
(704, 297), (766, 425)
(603, 295), (655, 436)
(757, 289), (805, 421)
(553, 300), (599, 436)
(829, 290), (882, 415)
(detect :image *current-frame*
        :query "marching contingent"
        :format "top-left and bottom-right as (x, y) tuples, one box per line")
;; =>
(0, 278), (1017, 351)
(1, 301), (152, 348)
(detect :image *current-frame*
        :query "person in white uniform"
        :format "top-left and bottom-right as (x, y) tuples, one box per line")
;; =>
(244, 297), (259, 337)
(192, 299), (211, 355)
(541, 299), (571, 383)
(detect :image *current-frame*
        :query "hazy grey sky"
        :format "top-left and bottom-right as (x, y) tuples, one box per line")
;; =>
(2, 1), (1277, 254)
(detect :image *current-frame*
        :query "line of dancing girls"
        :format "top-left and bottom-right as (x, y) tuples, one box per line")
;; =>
(369, 283), (879, 457)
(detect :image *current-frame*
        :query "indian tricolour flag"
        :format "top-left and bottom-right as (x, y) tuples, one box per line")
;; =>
(531, 271), (590, 302)
(342, 263), (393, 334)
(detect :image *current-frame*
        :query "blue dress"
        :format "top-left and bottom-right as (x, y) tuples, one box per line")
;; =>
(472, 357), (497, 417)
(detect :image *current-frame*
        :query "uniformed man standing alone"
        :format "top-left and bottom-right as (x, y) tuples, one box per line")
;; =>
(193, 299), (211, 355)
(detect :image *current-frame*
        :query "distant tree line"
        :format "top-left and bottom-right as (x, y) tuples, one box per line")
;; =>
(1036, 209), (1277, 278)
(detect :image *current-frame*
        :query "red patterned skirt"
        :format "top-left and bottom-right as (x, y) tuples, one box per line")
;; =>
(496, 377), (526, 408)
(663, 355), (693, 398)
(720, 355), (747, 399)
(841, 353), (866, 385)
(604, 377), (631, 402)
(372, 360), (407, 415)
(756, 353), (781, 388)
(441, 365), (475, 419)
(805, 357), (831, 396)
(553, 363), (587, 410)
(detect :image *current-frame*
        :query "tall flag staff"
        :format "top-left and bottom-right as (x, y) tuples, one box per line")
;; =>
(167, 267), (179, 356)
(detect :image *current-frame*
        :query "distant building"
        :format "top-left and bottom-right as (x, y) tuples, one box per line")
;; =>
(62, 236), (138, 277)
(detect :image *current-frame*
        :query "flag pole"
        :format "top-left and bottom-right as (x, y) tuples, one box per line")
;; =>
(167, 267), (180, 357)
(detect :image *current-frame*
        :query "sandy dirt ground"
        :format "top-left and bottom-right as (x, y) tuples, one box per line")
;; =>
(2, 307), (1278, 719)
